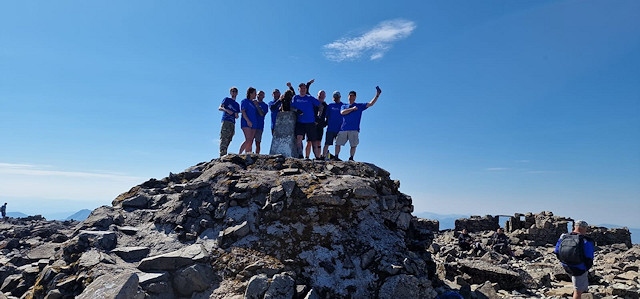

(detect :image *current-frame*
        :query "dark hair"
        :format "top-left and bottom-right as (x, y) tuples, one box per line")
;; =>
(246, 87), (256, 98)
(283, 89), (294, 99)
(349, 91), (356, 96)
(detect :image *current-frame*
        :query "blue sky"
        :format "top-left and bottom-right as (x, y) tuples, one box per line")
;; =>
(1, 1), (639, 227)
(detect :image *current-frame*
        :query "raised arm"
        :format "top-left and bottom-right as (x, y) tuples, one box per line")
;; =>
(366, 86), (382, 108)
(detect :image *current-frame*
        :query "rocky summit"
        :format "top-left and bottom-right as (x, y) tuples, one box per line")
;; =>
(0, 154), (638, 299)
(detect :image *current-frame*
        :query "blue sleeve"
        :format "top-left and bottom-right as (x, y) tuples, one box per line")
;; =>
(554, 238), (562, 255)
(583, 239), (595, 259)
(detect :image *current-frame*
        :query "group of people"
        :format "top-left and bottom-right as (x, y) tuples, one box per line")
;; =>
(457, 221), (595, 299)
(218, 79), (382, 161)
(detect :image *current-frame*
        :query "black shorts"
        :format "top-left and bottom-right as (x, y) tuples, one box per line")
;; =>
(295, 122), (318, 141)
(315, 126), (324, 143)
(324, 131), (338, 145)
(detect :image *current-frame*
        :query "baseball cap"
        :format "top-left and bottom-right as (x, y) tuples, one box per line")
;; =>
(333, 91), (341, 98)
(575, 220), (589, 228)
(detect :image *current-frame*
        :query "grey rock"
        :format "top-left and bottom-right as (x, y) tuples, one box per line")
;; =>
(138, 244), (208, 271)
(244, 273), (269, 299)
(172, 263), (215, 296)
(264, 273), (295, 299)
(76, 271), (142, 299)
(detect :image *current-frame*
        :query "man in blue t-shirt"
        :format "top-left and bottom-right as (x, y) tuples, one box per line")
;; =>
(268, 89), (282, 135)
(323, 91), (344, 160)
(335, 86), (382, 161)
(554, 220), (595, 299)
(218, 86), (240, 157)
(291, 83), (320, 159)
(254, 90), (269, 154)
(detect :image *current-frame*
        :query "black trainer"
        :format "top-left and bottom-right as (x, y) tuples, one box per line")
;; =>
(348, 157), (354, 161)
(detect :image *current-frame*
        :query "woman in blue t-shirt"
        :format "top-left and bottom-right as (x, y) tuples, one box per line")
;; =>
(239, 87), (258, 154)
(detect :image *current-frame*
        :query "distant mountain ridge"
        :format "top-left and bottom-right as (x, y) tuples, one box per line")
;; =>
(66, 209), (92, 221)
(4, 209), (91, 221)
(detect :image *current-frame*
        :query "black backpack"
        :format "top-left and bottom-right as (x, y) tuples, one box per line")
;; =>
(558, 234), (584, 265)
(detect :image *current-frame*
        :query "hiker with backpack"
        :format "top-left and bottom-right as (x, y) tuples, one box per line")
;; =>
(554, 220), (595, 299)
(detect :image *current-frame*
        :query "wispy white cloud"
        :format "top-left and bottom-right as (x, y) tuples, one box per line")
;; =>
(323, 19), (416, 62)
(486, 167), (509, 171)
(0, 163), (140, 181)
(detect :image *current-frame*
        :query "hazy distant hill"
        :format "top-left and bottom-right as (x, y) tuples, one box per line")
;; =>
(4, 210), (92, 221)
(415, 211), (469, 230)
(65, 209), (92, 221)
(6, 211), (28, 218)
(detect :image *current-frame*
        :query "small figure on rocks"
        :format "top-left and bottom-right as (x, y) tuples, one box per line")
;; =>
(1, 202), (7, 219)
(457, 228), (482, 255)
(490, 228), (513, 256)
(218, 86), (240, 157)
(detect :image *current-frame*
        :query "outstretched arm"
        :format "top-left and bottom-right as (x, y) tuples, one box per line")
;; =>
(287, 82), (295, 95)
(306, 79), (314, 95)
(366, 86), (382, 108)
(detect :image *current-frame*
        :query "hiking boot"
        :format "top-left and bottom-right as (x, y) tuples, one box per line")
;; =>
(333, 156), (342, 161)
(348, 157), (354, 161)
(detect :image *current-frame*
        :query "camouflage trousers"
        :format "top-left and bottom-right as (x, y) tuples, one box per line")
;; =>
(219, 121), (235, 156)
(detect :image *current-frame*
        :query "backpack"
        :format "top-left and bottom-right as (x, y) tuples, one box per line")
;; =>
(558, 234), (584, 265)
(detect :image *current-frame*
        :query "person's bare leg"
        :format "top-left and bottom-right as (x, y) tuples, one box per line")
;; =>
(239, 127), (253, 154)
(313, 141), (321, 158)
(255, 141), (261, 154)
(296, 135), (304, 158)
(350, 146), (357, 160)
(305, 141), (312, 159)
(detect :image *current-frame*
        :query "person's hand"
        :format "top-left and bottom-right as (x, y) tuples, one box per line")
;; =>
(286, 82), (292, 88)
(247, 121), (252, 127)
(308, 79), (315, 84)
(376, 86), (382, 94)
(352, 106), (358, 111)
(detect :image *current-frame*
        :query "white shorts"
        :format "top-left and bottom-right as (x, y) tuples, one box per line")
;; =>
(572, 271), (589, 292)
(336, 130), (359, 147)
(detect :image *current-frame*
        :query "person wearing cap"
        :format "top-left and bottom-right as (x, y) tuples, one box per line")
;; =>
(291, 82), (321, 159)
(239, 87), (259, 154)
(268, 89), (282, 135)
(218, 86), (240, 157)
(335, 86), (382, 161)
(323, 91), (345, 160)
(554, 220), (595, 299)
(253, 90), (269, 154)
